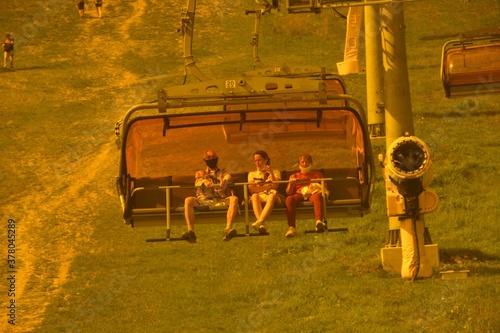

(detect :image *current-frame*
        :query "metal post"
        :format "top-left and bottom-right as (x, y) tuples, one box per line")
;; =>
(321, 179), (328, 225)
(379, 3), (435, 278)
(243, 183), (250, 235)
(364, 0), (385, 137)
(166, 186), (171, 240)
(380, 2), (414, 144)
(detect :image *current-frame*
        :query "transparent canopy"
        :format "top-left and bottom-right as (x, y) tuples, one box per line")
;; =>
(441, 38), (500, 97)
(124, 108), (368, 181)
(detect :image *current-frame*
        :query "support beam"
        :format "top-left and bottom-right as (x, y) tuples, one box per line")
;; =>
(364, 1), (385, 137)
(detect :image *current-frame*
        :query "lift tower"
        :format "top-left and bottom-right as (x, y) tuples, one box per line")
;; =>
(287, 0), (439, 279)
(377, 2), (439, 279)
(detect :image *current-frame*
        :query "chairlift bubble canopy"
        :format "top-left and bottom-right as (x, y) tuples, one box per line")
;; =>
(441, 27), (500, 98)
(116, 75), (375, 228)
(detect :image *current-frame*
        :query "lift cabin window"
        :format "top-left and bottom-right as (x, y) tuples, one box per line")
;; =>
(442, 40), (500, 98)
(123, 108), (368, 183)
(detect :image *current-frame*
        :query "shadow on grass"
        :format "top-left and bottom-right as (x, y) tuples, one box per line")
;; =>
(440, 247), (500, 264)
(471, 266), (500, 275)
(0, 66), (45, 73)
(420, 33), (460, 41)
(419, 110), (500, 118)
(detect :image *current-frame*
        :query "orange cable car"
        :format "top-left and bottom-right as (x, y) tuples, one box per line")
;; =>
(115, 75), (375, 240)
(441, 27), (500, 98)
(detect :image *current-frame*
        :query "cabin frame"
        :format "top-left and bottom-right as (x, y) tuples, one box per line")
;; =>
(441, 29), (500, 98)
(115, 75), (375, 240)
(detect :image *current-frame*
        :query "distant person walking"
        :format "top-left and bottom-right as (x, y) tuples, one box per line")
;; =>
(76, 0), (85, 18)
(95, 0), (103, 19)
(2, 33), (14, 71)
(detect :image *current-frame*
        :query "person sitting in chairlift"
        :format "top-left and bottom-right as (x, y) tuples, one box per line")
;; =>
(247, 150), (284, 235)
(182, 149), (239, 243)
(285, 153), (329, 238)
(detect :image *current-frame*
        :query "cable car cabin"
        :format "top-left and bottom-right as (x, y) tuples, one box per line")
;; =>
(441, 30), (500, 98)
(115, 76), (374, 237)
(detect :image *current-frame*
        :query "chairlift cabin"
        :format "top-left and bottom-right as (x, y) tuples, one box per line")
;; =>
(441, 28), (500, 98)
(115, 75), (374, 238)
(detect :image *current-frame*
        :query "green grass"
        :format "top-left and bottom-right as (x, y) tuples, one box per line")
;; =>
(1, 0), (500, 332)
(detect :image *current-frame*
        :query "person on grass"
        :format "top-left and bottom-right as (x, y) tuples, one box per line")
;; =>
(2, 33), (14, 70)
(76, 0), (85, 18)
(285, 153), (329, 238)
(94, 0), (103, 19)
(182, 149), (239, 243)
(247, 150), (283, 235)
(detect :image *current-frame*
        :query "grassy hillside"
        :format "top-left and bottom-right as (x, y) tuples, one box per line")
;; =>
(0, 0), (499, 332)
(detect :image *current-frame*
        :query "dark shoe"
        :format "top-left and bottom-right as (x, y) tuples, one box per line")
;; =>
(181, 230), (197, 243)
(315, 220), (326, 233)
(258, 225), (268, 235)
(222, 228), (237, 241)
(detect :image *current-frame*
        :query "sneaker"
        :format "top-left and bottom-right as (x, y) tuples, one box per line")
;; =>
(222, 228), (237, 241)
(181, 230), (197, 243)
(315, 220), (326, 233)
(252, 220), (268, 235)
(285, 226), (297, 238)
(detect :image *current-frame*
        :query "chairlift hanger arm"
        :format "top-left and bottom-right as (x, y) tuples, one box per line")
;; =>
(245, 9), (266, 69)
(179, 0), (211, 82)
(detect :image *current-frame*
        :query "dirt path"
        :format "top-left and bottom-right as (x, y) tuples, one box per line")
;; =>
(0, 1), (149, 331)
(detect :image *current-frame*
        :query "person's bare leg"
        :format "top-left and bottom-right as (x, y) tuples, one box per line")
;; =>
(225, 196), (238, 230)
(259, 193), (277, 222)
(184, 196), (199, 231)
(251, 194), (263, 221)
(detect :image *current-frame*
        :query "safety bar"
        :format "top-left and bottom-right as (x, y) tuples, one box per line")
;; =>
(129, 177), (359, 239)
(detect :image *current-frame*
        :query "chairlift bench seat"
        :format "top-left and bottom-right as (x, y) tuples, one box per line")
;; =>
(125, 168), (368, 235)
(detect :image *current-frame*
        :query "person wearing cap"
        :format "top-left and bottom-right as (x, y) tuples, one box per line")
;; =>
(3, 33), (14, 71)
(182, 149), (239, 243)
